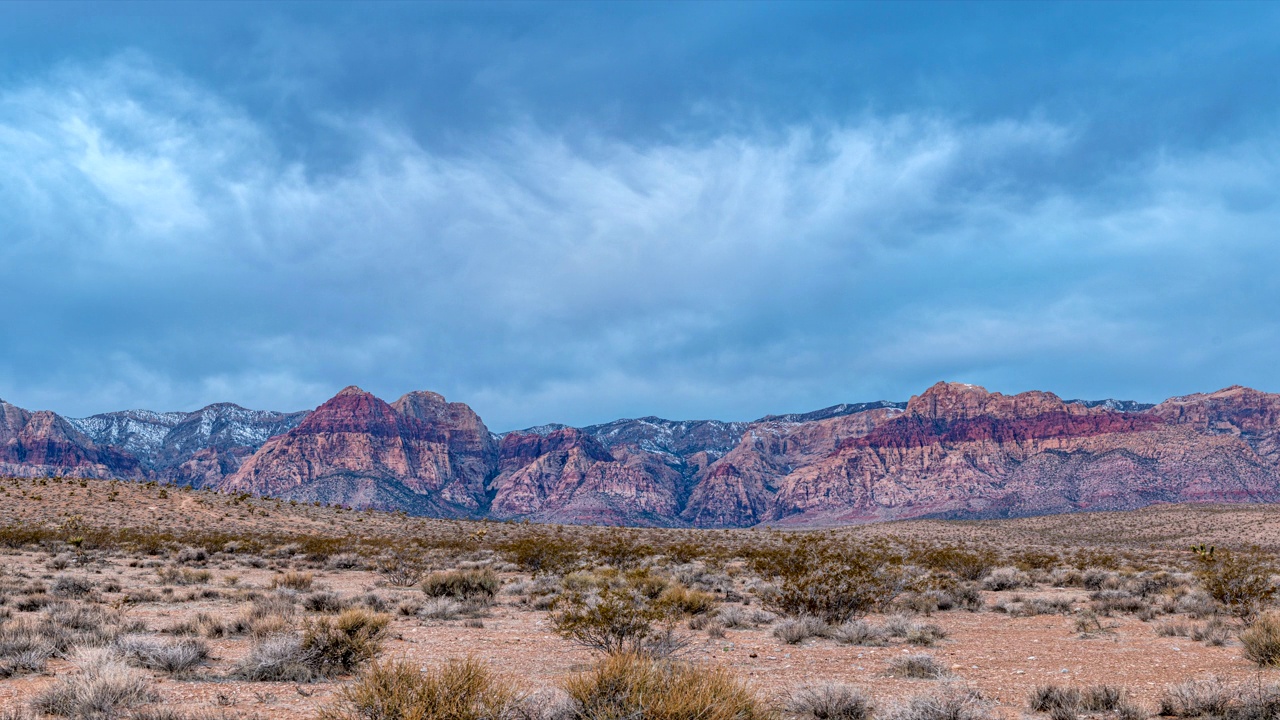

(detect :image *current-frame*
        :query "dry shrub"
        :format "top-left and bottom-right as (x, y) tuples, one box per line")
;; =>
(887, 654), (947, 680)
(1159, 678), (1236, 718)
(1029, 686), (1081, 713)
(563, 652), (766, 720)
(115, 635), (210, 676)
(1241, 612), (1280, 666)
(653, 585), (717, 617)
(881, 684), (992, 720)
(551, 586), (674, 657)
(830, 621), (890, 647)
(785, 684), (874, 720)
(31, 649), (157, 717)
(913, 546), (996, 582)
(272, 571), (315, 591)
(49, 576), (94, 598)
(1196, 550), (1276, 619)
(497, 533), (578, 577)
(774, 616), (829, 645)
(302, 608), (390, 675)
(751, 538), (904, 624)
(318, 657), (517, 720)
(422, 569), (500, 601)
(981, 567), (1031, 592)
(233, 633), (315, 682)
(305, 590), (351, 613)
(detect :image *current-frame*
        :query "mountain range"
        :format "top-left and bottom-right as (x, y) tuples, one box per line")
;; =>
(2, 382), (1279, 527)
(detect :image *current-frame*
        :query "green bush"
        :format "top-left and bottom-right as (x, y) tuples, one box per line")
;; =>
(551, 586), (677, 657)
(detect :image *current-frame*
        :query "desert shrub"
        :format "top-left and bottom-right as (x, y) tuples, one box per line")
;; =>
(31, 649), (157, 718)
(906, 623), (948, 647)
(1196, 549), (1276, 619)
(1155, 621), (1191, 637)
(752, 538), (904, 624)
(653, 585), (717, 617)
(1159, 678), (1236, 717)
(587, 531), (655, 570)
(420, 598), (463, 620)
(881, 684), (992, 720)
(1029, 685), (1081, 713)
(497, 533), (578, 576)
(563, 652), (766, 720)
(114, 635), (210, 675)
(376, 551), (431, 587)
(49, 576), (94, 598)
(301, 608), (390, 676)
(982, 567), (1032, 592)
(716, 605), (773, 629)
(1233, 684), (1280, 720)
(1091, 590), (1148, 616)
(774, 616), (829, 645)
(318, 657), (518, 720)
(1192, 618), (1231, 646)
(887, 654), (947, 679)
(1081, 686), (1126, 713)
(233, 633), (315, 682)
(272, 571), (315, 591)
(551, 586), (679, 657)
(913, 546), (997, 582)
(157, 567), (212, 586)
(0, 620), (52, 677)
(175, 547), (207, 564)
(1242, 612), (1280, 666)
(422, 569), (500, 601)
(785, 684), (874, 720)
(830, 621), (890, 647)
(304, 591), (350, 613)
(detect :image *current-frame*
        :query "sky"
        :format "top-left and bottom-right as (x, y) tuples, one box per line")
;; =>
(2, 2), (1280, 431)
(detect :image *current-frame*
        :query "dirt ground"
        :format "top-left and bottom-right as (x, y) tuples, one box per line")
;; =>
(1, 477), (1278, 718)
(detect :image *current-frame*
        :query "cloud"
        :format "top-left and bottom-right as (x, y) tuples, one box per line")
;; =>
(1, 55), (1279, 428)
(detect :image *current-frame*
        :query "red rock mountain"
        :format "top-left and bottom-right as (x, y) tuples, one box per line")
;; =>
(0, 399), (143, 479)
(7, 382), (1280, 527)
(219, 387), (498, 516)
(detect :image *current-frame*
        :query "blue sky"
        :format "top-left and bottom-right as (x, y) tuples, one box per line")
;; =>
(2, 2), (1279, 430)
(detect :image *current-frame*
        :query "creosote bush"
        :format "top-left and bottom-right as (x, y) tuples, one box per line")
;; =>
(302, 608), (390, 676)
(1195, 549), (1276, 619)
(551, 586), (679, 657)
(750, 537), (904, 624)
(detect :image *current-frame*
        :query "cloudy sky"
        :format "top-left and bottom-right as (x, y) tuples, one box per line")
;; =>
(2, 2), (1279, 430)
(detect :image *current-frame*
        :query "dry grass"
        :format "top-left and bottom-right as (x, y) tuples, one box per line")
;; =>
(318, 657), (518, 720)
(563, 652), (766, 720)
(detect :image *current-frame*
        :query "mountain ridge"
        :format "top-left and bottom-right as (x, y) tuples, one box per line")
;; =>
(2, 383), (1274, 528)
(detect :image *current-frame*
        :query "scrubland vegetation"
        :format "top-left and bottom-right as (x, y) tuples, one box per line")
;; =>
(2, 477), (1280, 718)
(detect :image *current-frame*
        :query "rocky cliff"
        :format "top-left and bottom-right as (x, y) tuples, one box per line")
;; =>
(219, 387), (497, 516)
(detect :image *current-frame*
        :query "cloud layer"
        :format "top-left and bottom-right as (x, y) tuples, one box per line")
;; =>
(2, 12), (1280, 428)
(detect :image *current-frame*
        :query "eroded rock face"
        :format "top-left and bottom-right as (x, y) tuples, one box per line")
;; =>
(219, 387), (497, 516)
(488, 428), (686, 526)
(8, 381), (1280, 528)
(0, 401), (143, 479)
(764, 383), (1280, 525)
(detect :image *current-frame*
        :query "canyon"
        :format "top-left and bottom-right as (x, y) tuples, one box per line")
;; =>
(2, 382), (1279, 527)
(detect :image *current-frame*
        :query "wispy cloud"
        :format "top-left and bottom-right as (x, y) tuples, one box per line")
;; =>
(1, 55), (1278, 427)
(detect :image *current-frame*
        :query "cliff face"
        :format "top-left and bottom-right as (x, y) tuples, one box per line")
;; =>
(488, 428), (686, 526)
(0, 400), (143, 479)
(218, 387), (497, 516)
(764, 383), (1280, 525)
(7, 381), (1280, 528)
